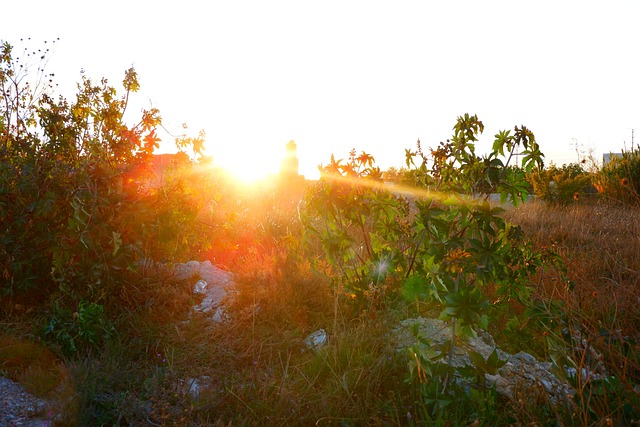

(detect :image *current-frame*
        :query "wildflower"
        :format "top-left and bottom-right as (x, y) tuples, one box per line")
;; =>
(621, 177), (629, 187)
(573, 192), (580, 201)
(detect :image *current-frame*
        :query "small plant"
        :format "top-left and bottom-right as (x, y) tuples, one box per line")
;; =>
(43, 301), (115, 355)
(302, 149), (409, 308)
(1, 40), (217, 352)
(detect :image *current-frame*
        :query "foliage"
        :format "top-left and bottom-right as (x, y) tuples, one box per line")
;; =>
(1, 41), (204, 292)
(594, 148), (640, 206)
(3, 40), (638, 426)
(43, 301), (115, 355)
(301, 149), (411, 307)
(0, 40), (215, 353)
(406, 337), (505, 424)
(527, 162), (593, 204)
(302, 114), (564, 396)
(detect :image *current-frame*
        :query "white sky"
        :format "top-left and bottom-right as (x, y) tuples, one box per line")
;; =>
(4, 1), (640, 179)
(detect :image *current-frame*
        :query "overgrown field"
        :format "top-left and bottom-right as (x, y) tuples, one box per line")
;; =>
(1, 40), (640, 425)
(2, 189), (639, 426)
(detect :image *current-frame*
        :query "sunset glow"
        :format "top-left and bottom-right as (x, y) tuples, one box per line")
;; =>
(213, 150), (278, 183)
(4, 2), (640, 172)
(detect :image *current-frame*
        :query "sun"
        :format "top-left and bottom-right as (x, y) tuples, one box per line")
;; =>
(214, 153), (278, 184)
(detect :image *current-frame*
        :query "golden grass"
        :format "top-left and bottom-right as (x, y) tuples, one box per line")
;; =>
(504, 199), (640, 424)
(504, 200), (640, 340)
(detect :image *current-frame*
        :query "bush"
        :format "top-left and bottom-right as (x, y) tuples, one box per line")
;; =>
(1, 41), (217, 353)
(527, 163), (592, 204)
(301, 115), (565, 407)
(0, 41), (210, 296)
(594, 149), (640, 206)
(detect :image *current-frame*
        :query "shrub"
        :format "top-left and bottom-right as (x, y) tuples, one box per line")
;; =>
(527, 163), (592, 204)
(301, 150), (405, 301)
(43, 301), (116, 355)
(594, 149), (640, 205)
(0, 41), (211, 299)
(301, 115), (566, 404)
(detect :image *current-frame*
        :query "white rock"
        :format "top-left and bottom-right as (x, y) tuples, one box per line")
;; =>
(194, 280), (207, 294)
(304, 329), (328, 350)
(181, 376), (211, 399)
(391, 317), (585, 404)
(172, 263), (197, 281)
(151, 259), (235, 323)
(211, 307), (227, 323)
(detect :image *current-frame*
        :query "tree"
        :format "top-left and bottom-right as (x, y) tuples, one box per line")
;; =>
(302, 114), (564, 403)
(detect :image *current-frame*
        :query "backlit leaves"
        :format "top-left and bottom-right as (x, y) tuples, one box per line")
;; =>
(123, 67), (140, 93)
(303, 114), (556, 390)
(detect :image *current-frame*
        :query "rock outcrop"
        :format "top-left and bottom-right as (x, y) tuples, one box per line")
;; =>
(392, 317), (607, 404)
(172, 260), (234, 322)
(139, 259), (234, 323)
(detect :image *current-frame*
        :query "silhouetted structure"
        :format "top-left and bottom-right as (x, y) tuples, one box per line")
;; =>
(280, 140), (300, 177)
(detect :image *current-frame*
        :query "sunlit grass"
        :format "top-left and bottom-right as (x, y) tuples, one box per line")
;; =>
(2, 174), (640, 425)
(504, 199), (640, 338)
(504, 199), (640, 425)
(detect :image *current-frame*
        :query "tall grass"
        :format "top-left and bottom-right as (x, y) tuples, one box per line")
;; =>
(504, 199), (640, 425)
(504, 200), (640, 340)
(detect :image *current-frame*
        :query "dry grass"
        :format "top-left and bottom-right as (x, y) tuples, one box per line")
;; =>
(504, 200), (640, 340)
(504, 199), (640, 424)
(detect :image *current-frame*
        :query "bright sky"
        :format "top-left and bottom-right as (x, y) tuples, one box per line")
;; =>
(4, 1), (639, 180)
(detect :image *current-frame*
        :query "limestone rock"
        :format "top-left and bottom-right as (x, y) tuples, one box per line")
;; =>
(178, 376), (213, 399)
(304, 329), (328, 351)
(392, 317), (603, 404)
(172, 260), (233, 323)
(392, 317), (508, 368)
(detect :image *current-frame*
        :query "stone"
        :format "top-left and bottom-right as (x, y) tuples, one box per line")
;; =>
(159, 260), (234, 323)
(198, 260), (233, 287)
(191, 281), (229, 322)
(193, 280), (207, 294)
(304, 329), (328, 351)
(392, 317), (607, 404)
(392, 317), (508, 368)
(486, 351), (573, 402)
(178, 376), (212, 399)
(171, 261), (200, 281)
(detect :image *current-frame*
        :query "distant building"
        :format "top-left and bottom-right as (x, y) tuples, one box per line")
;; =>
(280, 140), (301, 177)
(603, 153), (623, 165)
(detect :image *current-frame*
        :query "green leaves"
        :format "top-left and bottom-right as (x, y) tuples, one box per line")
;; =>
(302, 150), (411, 301)
(453, 113), (484, 145)
(442, 287), (489, 326)
(0, 42), (219, 310)
(301, 115), (560, 392)
(43, 301), (115, 355)
(466, 348), (506, 376)
(402, 275), (429, 301)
